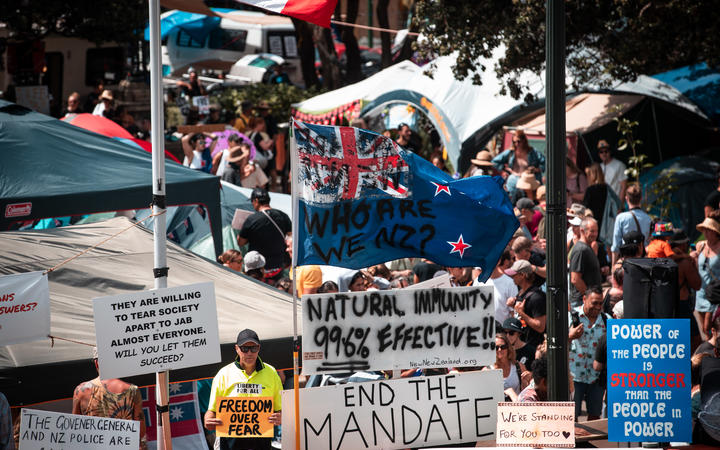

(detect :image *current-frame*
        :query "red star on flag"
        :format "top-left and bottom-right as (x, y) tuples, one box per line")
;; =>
(447, 234), (472, 258)
(431, 182), (451, 196)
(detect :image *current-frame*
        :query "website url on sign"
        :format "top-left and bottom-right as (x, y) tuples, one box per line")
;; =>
(408, 357), (477, 368)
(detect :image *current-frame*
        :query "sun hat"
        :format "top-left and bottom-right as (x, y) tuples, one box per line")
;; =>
(652, 221), (674, 237)
(504, 259), (532, 276)
(697, 217), (720, 236)
(516, 171), (540, 191)
(471, 150), (494, 167)
(536, 185), (546, 201)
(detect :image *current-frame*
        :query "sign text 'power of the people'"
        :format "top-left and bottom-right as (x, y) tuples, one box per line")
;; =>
(301, 286), (495, 373)
(93, 282), (221, 378)
(607, 319), (691, 442)
(281, 370), (504, 450)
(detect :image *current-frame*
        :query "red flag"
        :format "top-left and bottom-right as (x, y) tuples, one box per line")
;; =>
(235, 0), (337, 28)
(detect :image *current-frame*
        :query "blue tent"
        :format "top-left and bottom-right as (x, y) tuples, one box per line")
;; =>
(143, 8), (235, 42)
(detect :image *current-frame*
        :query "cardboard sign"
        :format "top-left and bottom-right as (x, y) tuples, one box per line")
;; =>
(15, 85), (49, 114)
(0, 271), (49, 346)
(281, 370), (504, 450)
(93, 282), (221, 378)
(607, 319), (691, 442)
(231, 208), (253, 230)
(215, 397), (274, 438)
(302, 286), (495, 374)
(19, 408), (139, 449)
(496, 402), (575, 447)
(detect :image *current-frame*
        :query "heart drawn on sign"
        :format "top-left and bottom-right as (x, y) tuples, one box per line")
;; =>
(562, 431), (571, 439)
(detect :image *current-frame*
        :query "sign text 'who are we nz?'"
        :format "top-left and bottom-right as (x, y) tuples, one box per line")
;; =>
(301, 285), (496, 374)
(93, 282), (221, 379)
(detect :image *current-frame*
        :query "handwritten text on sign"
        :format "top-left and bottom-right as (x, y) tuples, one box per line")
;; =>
(607, 319), (691, 442)
(0, 271), (49, 346)
(20, 408), (139, 449)
(93, 282), (221, 379)
(281, 370), (504, 450)
(216, 397), (274, 438)
(496, 402), (575, 448)
(301, 286), (495, 374)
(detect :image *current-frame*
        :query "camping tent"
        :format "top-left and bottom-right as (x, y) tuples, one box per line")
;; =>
(653, 63), (720, 125)
(0, 100), (223, 258)
(0, 218), (296, 405)
(464, 75), (720, 173)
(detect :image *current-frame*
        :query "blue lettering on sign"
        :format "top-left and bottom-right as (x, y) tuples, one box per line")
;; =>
(606, 319), (690, 442)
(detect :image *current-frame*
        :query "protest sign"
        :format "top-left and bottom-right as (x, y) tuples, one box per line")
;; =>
(607, 319), (691, 442)
(301, 285), (495, 374)
(404, 272), (451, 289)
(215, 397), (274, 438)
(93, 282), (221, 379)
(0, 271), (49, 346)
(19, 408), (139, 449)
(282, 370), (503, 450)
(192, 95), (210, 115)
(496, 402), (575, 447)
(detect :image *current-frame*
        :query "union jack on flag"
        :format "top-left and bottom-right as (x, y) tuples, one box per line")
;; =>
(293, 120), (411, 204)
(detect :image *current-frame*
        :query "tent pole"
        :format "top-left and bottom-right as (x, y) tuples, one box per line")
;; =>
(651, 101), (663, 162)
(545, 0), (569, 401)
(149, 0), (172, 448)
(289, 120), (301, 450)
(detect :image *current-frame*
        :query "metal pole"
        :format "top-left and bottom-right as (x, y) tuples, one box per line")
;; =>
(545, 0), (569, 401)
(289, 120), (301, 450)
(149, 0), (172, 448)
(368, 0), (373, 47)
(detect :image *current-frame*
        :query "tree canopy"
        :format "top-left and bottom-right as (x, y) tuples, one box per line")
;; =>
(413, 0), (720, 101)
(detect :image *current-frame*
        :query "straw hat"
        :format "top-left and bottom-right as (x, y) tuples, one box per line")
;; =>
(471, 150), (494, 167)
(516, 171), (540, 190)
(697, 217), (720, 235)
(536, 185), (546, 201)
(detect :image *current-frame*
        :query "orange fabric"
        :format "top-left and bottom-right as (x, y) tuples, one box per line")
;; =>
(646, 239), (674, 258)
(293, 265), (323, 297)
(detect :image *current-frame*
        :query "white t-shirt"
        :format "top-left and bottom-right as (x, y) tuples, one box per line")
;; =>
(474, 274), (518, 324)
(601, 158), (627, 198)
(215, 149), (229, 177)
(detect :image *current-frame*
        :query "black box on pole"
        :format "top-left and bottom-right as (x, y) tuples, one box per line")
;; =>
(622, 258), (679, 318)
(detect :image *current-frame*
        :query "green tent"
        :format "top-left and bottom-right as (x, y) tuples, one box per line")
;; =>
(0, 101), (223, 257)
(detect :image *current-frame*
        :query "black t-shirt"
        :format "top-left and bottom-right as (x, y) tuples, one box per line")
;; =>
(515, 343), (536, 368)
(238, 208), (291, 269)
(694, 340), (716, 356)
(518, 285), (546, 348)
(413, 262), (443, 282)
(569, 240), (602, 305)
(583, 184), (608, 231)
(705, 190), (720, 210)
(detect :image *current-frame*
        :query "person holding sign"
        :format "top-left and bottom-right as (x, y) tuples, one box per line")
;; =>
(205, 329), (282, 450)
(72, 349), (147, 449)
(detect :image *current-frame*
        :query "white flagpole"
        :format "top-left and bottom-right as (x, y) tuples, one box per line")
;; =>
(148, 0), (171, 448)
(289, 119), (301, 450)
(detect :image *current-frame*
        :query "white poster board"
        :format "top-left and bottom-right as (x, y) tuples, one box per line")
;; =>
(282, 370), (503, 450)
(496, 402), (575, 447)
(0, 271), (49, 346)
(15, 86), (50, 115)
(93, 282), (221, 378)
(192, 95), (210, 115)
(302, 286), (495, 374)
(405, 272), (451, 289)
(19, 408), (139, 449)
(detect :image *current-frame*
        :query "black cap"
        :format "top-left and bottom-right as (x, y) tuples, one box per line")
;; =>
(622, 230), (644, 246)
(669, 229), (690, 245)
(516, 197), (535, 210)
(503, 317), (524, 333)
(236, 329), (260, 346)
(250, 187), (270, 204)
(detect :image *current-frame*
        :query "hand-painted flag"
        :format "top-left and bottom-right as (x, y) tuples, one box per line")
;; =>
(141, 381), (207, 450)
(234, 0), (338, 28)
(290, 121), (519, 281)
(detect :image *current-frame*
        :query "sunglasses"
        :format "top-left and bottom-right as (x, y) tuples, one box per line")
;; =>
(238, 345), (260, 353)
(496, 344), (508, 350)
(597, 147), (609, 153)
(505, 330), (518, 336)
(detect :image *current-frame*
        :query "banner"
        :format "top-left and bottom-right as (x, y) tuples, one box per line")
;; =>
(19, 408), (139, 449)
(141, 380), (208, 450)
(93, 282), (221, 378)
(291, 121), (518, 282)
(607, 319), (691, 442)
(281, 370), (504, 450)
(496, 402), (575, 447)
(0, 271), (49, 346)
(301, 286), (495, 374)
(215, 397), (274, 438)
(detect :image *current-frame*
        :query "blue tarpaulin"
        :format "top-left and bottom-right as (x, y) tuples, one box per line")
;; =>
(143, 8), (235, 42)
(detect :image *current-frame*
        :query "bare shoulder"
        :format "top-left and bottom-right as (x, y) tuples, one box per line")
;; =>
(73, 380), (95, 396)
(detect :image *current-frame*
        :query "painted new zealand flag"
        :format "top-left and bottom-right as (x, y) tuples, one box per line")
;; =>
(291, 121), (518, 281)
